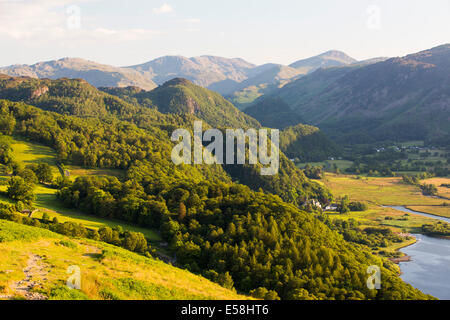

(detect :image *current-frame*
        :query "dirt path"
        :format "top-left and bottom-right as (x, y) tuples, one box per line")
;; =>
(0, 254), (49, 300)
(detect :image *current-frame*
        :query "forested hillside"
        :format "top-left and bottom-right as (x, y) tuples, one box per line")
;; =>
(244, 97), (303, 129)
(102, 78), (261, 129)
(0, 75), (433, 300)
(280, 124), (341, 162)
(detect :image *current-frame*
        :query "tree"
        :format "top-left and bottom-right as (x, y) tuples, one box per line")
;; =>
(35, 163), (53, 184)
(178, 202), (187, 221)
(122, 231), (148, 253)
(18, 168), (38, 185)
(41, 212), (50, 222)
(338, 195), (350, 214)
(217, 272), (234, 290)
(7, 176), (35, 203)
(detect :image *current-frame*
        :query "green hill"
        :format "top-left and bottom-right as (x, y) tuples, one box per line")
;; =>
(0, 219), (247, 300)
(104, 78), (261, 129)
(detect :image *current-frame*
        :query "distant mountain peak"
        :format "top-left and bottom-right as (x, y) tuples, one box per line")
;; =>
(289, 50), (357, 71)
(162, 77), (193, 86)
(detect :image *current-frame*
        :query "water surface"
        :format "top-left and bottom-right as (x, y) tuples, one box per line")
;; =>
(386, 206), (450, 299)
(399, 234), (450, 300)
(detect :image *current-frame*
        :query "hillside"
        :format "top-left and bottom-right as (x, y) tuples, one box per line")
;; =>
(269, 44), (450, 143)
(1, 51), (360, 102)
(129, 78), (262, 129)
(0, 93), (433, 300)
(0, 58), (157, 91)
(227, 65), (304, 109)
(227, 51), (358, 108)
(0, 219), (247, 300)
(280, 124), (341, 162)
(244, 96), (303, 129)
(0, 74), (260, 130)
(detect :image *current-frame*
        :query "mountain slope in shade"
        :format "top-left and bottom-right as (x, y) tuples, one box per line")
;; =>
(0, 58), (157, 90)
(244, 96), (303, 129)
(269, 44), (450, 143)
(280, 123), (341, 162)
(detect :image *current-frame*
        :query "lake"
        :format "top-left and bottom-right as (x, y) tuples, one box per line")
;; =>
(386, 206), (450, 300)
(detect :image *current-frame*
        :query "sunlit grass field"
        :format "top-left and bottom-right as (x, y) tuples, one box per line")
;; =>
(406, 206), (450, 218)
(421, 177), (450, 199)
(9, 136), (59, 174)
(321, 174), (443, 206)
(0, 220), (246, 300)
(319, 174), (449, 234)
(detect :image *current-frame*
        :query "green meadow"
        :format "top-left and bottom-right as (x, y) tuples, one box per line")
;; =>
(320, 174), (449, 234)
(0, 137), (161, 242)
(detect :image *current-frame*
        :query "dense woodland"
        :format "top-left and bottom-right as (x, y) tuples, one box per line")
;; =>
(280, 123), (341, 162)
(0, 76), (435, 300)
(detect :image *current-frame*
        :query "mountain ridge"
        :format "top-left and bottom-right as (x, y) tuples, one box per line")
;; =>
(252, 44), (450, 143)
(1, 50), (361, 97)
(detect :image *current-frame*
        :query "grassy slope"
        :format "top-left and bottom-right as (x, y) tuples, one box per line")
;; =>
(0, 137), (162, 242)
(0, 220), (247, 300)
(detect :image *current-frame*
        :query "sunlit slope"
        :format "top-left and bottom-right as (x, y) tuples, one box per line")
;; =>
(0, 220), (248, 300)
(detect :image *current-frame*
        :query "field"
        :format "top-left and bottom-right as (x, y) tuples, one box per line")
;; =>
(406, 206), (450, 219)
(0, 220), (247, 300)
(318, 173), (450, 258)
(321, 174), (443, 206)
(320, 174), (449, 233)
(65, 165), (125, 180)
(10, 137), (56, 167)
(421, 177), (450, 199)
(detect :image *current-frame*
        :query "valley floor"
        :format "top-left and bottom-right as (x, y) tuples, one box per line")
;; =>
(319, 174), (450, 254)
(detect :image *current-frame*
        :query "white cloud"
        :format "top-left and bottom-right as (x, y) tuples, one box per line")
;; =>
(0, 0), (162, 42)
(153, 3), (173, 15)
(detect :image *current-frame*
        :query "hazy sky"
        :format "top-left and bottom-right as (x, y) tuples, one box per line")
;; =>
(1, 0), (449, 67)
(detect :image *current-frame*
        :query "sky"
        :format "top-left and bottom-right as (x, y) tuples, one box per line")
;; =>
(0, 0), (449, 67)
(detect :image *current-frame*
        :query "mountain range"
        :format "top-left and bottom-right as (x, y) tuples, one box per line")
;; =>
(0, 58), (158, 91)
(2, 45), (447, 146)
(246, 44), (450, 143)
(0, 50), (368, 104)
